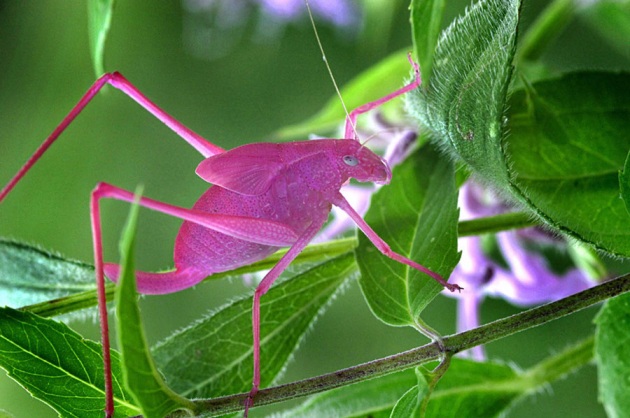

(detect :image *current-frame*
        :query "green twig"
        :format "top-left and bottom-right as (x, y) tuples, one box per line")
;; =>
(458, 211), (535, 236)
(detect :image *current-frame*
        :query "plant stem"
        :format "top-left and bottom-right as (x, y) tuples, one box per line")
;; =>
(518, 0), (577, 62)
(20, 211), (536, 318)
(178, 272), (629, 416)
(458, 211), (534, 236)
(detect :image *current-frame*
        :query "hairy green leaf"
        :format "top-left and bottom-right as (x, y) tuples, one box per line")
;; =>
(0, 238), (95, 308)
(595, 292), (630, 417)
(409, 0), (630, 256)
(116, 193), (193, 417)
(409, 0), (520, 189)
(356, 143), (460, 327)
(152, 253), (356, 398)
(87, 0), (115, 77)
(0, 307), (138, 417)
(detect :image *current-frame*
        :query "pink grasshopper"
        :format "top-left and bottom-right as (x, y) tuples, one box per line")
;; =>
(0, 56), (461, 416)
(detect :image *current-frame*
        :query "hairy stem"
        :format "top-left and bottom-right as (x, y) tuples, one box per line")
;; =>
(176, 272), (628, 416)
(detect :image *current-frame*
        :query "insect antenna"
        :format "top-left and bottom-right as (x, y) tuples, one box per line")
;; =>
(304, 0), (359, 140)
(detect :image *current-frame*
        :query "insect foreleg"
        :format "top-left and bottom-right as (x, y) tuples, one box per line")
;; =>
(331, 192), (462, 293)
(343, 54), (421, 140)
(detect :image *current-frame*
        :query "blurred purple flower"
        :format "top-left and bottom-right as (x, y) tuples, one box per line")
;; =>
(183, 0), (360, 59)
(451, 182), (597, 360)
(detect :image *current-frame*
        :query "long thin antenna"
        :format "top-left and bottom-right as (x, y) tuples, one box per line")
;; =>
(304, 0), (358, 139)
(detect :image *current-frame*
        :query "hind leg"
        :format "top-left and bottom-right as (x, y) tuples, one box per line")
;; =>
(90, 182), (298, 416)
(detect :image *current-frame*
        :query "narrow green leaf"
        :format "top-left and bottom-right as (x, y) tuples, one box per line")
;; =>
(0, 307), (138, 417)
(275, 370), (418, 418)
(595, 292), (630, 417)
(87, 0), (115, 77)
(620, 150), (630, 216)
(409, 0), (521, 189)
(116, 193), (193, 417)
(273, 50), (415, 141)
(0, 238), (95, 308)
(581, 0), (630, 58)
(390, 375), (425, 418)
(356, 143), (460, 327)
(152, 253), (356, 399)
(517, 0), (576, 62)
(390, 387), (420, 418)
(507, 72), (630, 256)
(410, 0), (446, 84)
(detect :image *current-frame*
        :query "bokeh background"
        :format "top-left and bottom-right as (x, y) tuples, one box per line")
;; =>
(0, 1), (628, 416)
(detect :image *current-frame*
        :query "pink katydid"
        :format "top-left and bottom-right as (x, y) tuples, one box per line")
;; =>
(0, 56), (461, 418)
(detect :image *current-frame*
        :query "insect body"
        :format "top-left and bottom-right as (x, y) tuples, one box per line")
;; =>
(1, 59), (461, 416)
(101, 139), (391, 294)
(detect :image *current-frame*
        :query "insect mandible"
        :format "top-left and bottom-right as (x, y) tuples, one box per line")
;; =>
(0, 17), (462, 418)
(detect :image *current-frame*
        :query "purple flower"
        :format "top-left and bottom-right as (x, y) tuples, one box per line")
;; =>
(451, 182), (598, 360)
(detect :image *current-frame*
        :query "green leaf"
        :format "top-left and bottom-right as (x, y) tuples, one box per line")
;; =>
(0, 307), (139, 417)
(87, 0), (115, 77)
(152, 253), (356, 399)
(409, 0), (521, 189)
(0, 238), (95, 308)
(423, 359), (520, 417)
(356, 143), (460, 327)
(275, 370), (418, 418)
(115, 192), (193, 417)
(410, 0), (445, 84)
(273, 50), (415, 141)
(620, 150), (630, 216)
(507, 72), (630, 256)
(595, 292), (630, 417)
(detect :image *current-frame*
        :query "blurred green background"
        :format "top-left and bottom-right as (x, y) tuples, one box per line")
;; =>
(0, 1), (627, 416)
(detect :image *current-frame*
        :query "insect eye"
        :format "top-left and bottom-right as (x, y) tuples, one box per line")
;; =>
(343, 155), (359, 167)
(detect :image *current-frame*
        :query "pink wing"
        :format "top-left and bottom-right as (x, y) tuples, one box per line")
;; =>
(196, 143), (285, 195)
